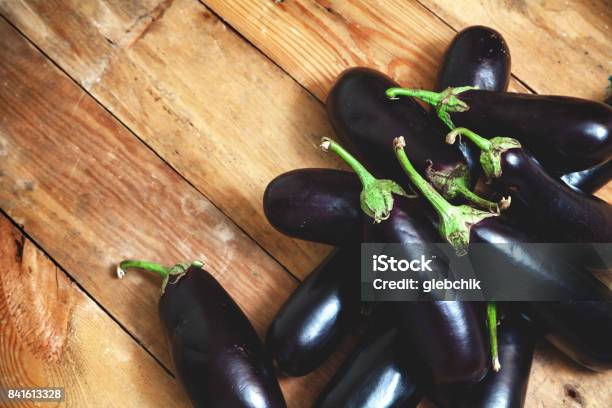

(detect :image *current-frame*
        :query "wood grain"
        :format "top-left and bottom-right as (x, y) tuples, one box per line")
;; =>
(526, 342), (612, 408)
(0, 18), (347, 406)
(0, 0), (344, 278)
(419, 0), (612, 100)
(0, 215), (191, 408)
(202, 0), (530, 99)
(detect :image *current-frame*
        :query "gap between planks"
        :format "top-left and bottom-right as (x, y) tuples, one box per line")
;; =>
(0, 206), (177, 380)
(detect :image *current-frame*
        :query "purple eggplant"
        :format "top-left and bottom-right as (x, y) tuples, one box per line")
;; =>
(435, 26), (511, 93)
(445, 127), (612, 243)
(315, 312), (423, 408)
(561, 159), (611, 194)
(327, 67), (500, 211)
(386, 87), (612, 174)
(454, 313), (535, 408)
(560, 86), (612, 192)
(264, 169), (362, 245)
(524, 301), (612, 371)
(117, 260), (286, 408)
(265, 246), (360, 376)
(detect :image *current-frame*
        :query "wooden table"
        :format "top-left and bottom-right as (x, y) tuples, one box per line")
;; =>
(0, 1), (610, 406)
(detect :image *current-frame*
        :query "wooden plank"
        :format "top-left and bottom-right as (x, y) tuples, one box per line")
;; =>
(0, 0), (343, 278)
(0, 215), (191, 408)
(526, 343), (612, 408)
(419, 0), (612, 99)
(0, 18), (347, 406)
(201, 0), (530, 100)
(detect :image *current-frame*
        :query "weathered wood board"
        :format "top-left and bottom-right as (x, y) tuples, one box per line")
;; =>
(0, 215), (192, 408)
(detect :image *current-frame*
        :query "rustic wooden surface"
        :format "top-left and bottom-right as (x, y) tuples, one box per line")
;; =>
(0, 0), (610, 407)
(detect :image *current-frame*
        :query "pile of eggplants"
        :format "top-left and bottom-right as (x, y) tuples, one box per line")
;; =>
(112, 27), (611, 408)
(264, 26), (612, 407)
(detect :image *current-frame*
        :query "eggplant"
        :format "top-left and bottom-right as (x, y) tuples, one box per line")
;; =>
(263, 169), (362, 245)
(562, 87), (612, 193)
(327, 67), (499, 211)
(445, 127), (612, 243)
(265, 246), (361, 376)
(561, 159), (612, 194)
(362, 198), (489, 385)
(315, 313), (423, 408)
(525, 301), (612, 371)
(386, 87), (612, 174)
(117, 260), (286, 408)
(435, 26), (511, 93)
(452, 313), (535, 408)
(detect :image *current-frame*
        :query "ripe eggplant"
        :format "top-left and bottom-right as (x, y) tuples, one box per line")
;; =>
(315, 313), (423, 408)
(264, 169), (362, 245)
(435, 26), (511, 93)
(117, 260), (286, 408)
(563, 87), (612, 193)
(386, 87), (612, 174)
(265, 246), (361, 376)
(524, 301), (612, 371)
(561, 159), (612, 194)
(327, 67), (500, 211)
(453, 314), (535, 408)
(445, 127), (612, 243)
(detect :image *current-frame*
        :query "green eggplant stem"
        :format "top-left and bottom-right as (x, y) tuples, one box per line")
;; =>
(487, 302), (501, 372)
(117, 259), (203, 294)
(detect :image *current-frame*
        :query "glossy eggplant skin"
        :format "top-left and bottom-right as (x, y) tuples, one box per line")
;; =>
(394, 301), (488, 386)
(561, 159), (612, 194)
(493, 148), (612, 242)
(266, 246), (360, 376)
(454, 315), (535, 408)
(159, 265), (286, 408)
(315, 318), (423, 408)
(448, 90), (612, 173)
(561, 84), (612, 192)
(365, 198), (489, 386)
(525, 301), (612, 371)
(263, 169), (361, 245)
(327, 68), (479, 195)
(435, 26), (510, 92)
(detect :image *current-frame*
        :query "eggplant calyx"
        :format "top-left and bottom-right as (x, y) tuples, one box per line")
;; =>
(394, 136), (498, 255)
(487, 302), (501, 372)
(447, 127), (521, 181)
(320, 137), (414, 223)
(425, 161), (504, 212)
(117, 259), (204, 294)
(439, 205), (499, 256)
(386, 86), (477, 129)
